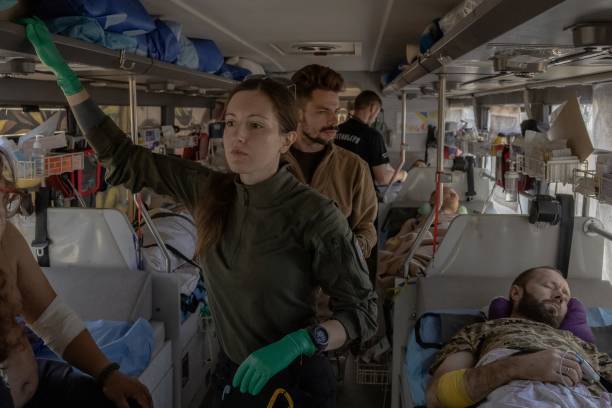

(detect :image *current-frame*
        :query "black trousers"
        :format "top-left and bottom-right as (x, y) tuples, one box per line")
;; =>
(24, 359), (115, 408)
(210, 352), (336, 408)
(0, 378), (13, 408)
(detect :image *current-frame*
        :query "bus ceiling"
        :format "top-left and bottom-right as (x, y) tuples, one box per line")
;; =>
(0, 0), (611, 101)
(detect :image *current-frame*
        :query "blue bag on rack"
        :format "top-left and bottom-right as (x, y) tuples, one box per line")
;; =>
(217, 63), (251, 81)
(419, 19), (443, 54)
(189, 37), (224, 74)
(35, 0), (156, 36)
(46, 16), (138, 51)
(136, 19), (181, 63)
(177, 36), (199, 70)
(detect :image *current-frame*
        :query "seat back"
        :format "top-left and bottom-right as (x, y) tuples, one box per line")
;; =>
(13, 208), (151, 321)
(392, 167), (490, 206)
(426, 215), (605, 280)
(16, 208), (138, 270)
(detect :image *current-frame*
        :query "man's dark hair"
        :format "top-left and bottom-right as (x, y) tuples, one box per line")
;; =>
(511, 266), (563, 289)
(354, 90), (382, 110)
(290, 64), (344, 105)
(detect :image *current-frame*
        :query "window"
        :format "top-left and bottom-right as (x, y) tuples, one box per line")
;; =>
(100, 106), (161, 134)
(0, 107), (67, 135)
(487, 105), (521, 135)
(174, 107), (211, 132)
(448, 107), (476, 130)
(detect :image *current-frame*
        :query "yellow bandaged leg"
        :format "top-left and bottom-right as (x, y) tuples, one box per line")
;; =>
(435, 369), (475, 408)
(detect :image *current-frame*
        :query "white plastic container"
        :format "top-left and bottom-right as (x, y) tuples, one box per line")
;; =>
(31, 135), (46, 178)
(504, 170), (519, 202)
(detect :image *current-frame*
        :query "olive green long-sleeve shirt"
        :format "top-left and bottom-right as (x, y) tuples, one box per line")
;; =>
(77, 104), (377, 364)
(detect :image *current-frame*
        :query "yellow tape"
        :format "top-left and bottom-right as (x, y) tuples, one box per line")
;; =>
(267, 388), (294, 408)
(435, 369), (475, 408)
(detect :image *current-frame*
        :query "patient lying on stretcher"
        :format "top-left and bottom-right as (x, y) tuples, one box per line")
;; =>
(377, 187), (466, 285)
(427, 267), (612, 408)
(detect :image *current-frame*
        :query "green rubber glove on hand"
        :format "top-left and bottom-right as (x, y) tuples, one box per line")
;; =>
(20, 16), (83, 96)
(232, 329), (315, 396)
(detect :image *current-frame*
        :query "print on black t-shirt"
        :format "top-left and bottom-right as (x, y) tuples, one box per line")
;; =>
(336, 117), (390, 169)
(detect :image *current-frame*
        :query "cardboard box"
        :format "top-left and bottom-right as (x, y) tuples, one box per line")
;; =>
(548, 97), (593, 162)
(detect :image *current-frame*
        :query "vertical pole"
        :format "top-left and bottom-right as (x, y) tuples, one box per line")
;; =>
(129, 76), (178, 408)
(582, 196), (590, 217)
(523, 88), (532, 119)
(128, 77), (139, 144)
(436, 75), (447, 207)
(401, 90), (407, 148)
(433, 75), (447, 252)
(128, 77), (139, 222)
(383, 91), (407, 203)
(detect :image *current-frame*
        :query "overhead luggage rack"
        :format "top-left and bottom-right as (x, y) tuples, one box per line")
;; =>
(382, 0), (564, 94)
(0, 21), (237, 93)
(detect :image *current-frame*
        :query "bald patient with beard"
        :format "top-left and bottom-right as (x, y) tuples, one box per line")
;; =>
(427, 267), (612, 408)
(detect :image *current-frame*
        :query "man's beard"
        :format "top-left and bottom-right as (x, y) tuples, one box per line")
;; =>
(302, 125), (338, 147)
(517, 290), (563, 328)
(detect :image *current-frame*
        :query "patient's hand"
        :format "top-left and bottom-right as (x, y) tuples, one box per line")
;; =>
(512, 349), (583, 387)
(3, 340), (38, 408)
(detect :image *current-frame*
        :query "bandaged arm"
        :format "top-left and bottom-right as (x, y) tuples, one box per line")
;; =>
(12, 222), (114, 379)
(29, 296), (85, 356)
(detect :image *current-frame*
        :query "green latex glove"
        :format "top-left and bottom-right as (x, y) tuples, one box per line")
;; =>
(20, 16), (83, 96)
(232, 329), (315, 396)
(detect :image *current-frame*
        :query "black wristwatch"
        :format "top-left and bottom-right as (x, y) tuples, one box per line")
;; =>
(307, 325), (329, 353)
(97, 362), (120, 387)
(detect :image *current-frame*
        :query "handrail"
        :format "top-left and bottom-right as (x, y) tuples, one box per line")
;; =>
(135, 196), (172, 274)
(402, 209), (436, 278)
(128, 76), (172, 274)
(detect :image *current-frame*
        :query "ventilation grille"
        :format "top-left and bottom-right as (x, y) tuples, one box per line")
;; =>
(270, 42), (361, 57)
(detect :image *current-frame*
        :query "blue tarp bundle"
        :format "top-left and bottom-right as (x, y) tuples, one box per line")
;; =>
(46, 16), (138, 51)
(135, 19), (181, 63)
(177, 35), (199, 70)
(218, 63), (251, 81)
(190, 37), (224, 74)
(134, 20), (224, 73)
(35, 0), (156, 36)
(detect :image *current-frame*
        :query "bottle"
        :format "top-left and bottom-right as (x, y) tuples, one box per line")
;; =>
(32, 135), (46, 178)
(504, 161), (519, 203)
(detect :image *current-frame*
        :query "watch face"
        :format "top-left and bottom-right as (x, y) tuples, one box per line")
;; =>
(314, 326), (329, 345)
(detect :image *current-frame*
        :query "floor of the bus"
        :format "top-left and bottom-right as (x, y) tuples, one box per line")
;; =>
(201, 382), (389, 407)
(336, 383), (389, 408)
(200, 353), (390, 407)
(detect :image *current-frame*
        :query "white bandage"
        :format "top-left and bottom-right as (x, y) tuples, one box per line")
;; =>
(30, 296), (85, 356)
